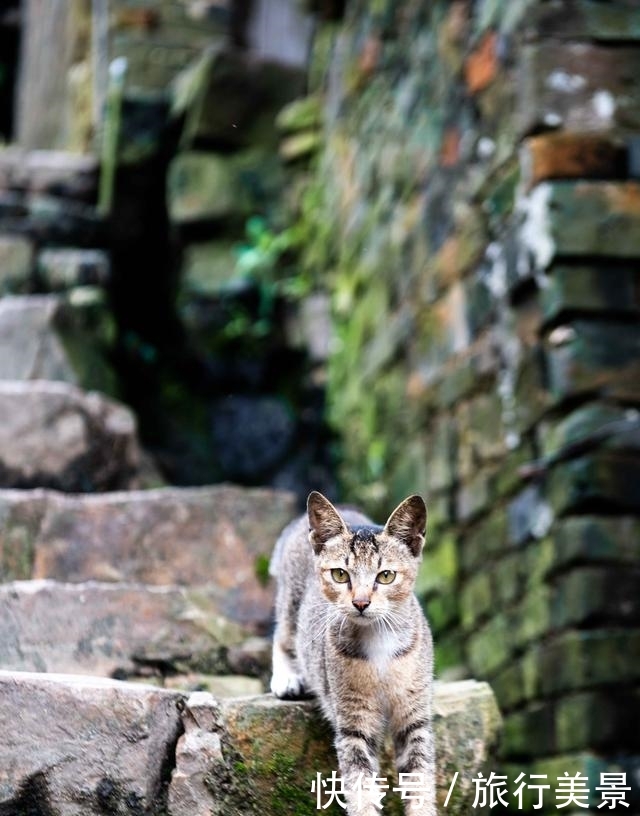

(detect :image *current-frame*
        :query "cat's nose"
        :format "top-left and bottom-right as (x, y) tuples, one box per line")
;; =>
(352, 597), (370, 614)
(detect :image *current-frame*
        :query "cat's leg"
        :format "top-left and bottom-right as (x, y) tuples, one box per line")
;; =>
(333, 697), (385, 815)
(270, 578), (306, 698)
(389, 684), (436, 816)
(270, 635), (305, 698)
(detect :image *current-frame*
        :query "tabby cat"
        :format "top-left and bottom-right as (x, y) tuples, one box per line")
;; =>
(270, 491), (435, 816)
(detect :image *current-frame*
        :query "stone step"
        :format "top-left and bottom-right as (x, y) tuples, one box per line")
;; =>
(0, 671), (501, 816)
(0, 579), (267, 682)
(0, 484), (297, 631)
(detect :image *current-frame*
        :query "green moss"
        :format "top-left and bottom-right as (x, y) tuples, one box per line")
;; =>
(254, 553), (271, 588)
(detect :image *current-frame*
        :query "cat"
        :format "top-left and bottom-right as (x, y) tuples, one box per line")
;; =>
(270, 491), (435, 816)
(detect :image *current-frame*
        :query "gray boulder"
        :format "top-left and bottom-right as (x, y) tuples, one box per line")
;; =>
(0, 381), (142, 491)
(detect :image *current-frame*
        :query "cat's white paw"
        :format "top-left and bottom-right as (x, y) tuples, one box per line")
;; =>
(270, 670), (305, 699)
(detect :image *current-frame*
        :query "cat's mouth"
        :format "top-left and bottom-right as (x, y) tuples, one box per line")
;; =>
(349, 609), (375, 625)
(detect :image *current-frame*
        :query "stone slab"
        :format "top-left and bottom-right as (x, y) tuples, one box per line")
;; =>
(0, 579), (249, 679)
(0, 484), (296, 631)
(0, 671), (185, 816)
(0, 148), (98, 200)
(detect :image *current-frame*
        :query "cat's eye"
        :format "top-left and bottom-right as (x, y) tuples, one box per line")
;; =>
(330, 568), (350, 584)
(376, 570), (396, 585)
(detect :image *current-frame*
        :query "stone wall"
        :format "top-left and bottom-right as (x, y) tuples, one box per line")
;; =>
(301, 0), (640, 810)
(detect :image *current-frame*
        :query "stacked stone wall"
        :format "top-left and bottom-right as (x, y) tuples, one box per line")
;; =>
(302, 0), (640, 809)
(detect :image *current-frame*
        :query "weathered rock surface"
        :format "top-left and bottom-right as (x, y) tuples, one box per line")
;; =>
(0, 484), (296, 630)
(0, 381), (142, 492)
(0, 294), (117, 394)
(213, 680), (502, 815)
(0, 148), (98, 200)
(0, 233), (33, 293)
(0, 672), (500, 816)
(36, 247), (110, 291)
(0, 671), (184, 816)
(0, 579), (250, 679)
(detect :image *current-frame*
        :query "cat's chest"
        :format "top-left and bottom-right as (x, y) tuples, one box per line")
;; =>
(359, 630), (399, 674)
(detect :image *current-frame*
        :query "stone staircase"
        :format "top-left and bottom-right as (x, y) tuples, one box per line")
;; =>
(0, 150), (501, 814)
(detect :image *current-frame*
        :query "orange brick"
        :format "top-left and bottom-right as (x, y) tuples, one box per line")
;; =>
(465, 31), (498, 94)
(440, 127), (461, 167)
(522, 133), (626, 189)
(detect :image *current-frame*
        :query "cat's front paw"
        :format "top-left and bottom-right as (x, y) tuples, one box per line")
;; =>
(270, 670), (306, 699)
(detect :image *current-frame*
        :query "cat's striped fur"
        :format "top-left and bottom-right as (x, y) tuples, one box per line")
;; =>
(270, 492), (435, 816)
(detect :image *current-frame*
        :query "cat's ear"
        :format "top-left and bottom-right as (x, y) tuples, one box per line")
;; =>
(307, 492), (347, 554)
(384, 495), (427, 557)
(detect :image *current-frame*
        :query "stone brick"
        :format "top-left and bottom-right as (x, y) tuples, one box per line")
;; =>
(36, 248), (110, 291)
(551, 566), (640, 629)
(538, 629), (640, 699)
(519, 43), (640, 134)
(555, 690), (640, 754)
(179, 240), (238, 296)
(416, 530), (458, 597)
(276, 94), (323, 133)
(494, 443), (535, 499)
(503, 690), (640, 760)
(547, 451), (640, 515)
(460, 571), (493, 631)
(0, 148), (98, 199)
(456, 468), (495, 524)
(528, 1), (640, 41)
(465, 31), (499, 94)
(507, 485), (553, 546)
(539, 402), (640, 462)
(424, 593), (459, 634)
(534, 182), (640, 266)
(502, 703), (556, 759)
(503, 754), (640, 812)
(172, 48), (304, 150)
(520, 133), (627, 190)
(423, 416), (457, 492)
(545, 319), (640, 403)
(167, 152), (241, 224)
(467, 613), (512, 676)
(468, 391), (510, 463)
(109, 0), (227, 93)
(0, 673), (501, 816)
(512, 585), (552, 649)
(431, 208), (488, 290)
(493, 551), (526, 607)
(0, 234), (33, 293)
(553, 516), (640, 568)
(460, 508), (508, 573)
(491, 633), (573, 710)
(513, 347), (551, 433)
(542, 264), (640, 323)
(491, 648), (541, 711)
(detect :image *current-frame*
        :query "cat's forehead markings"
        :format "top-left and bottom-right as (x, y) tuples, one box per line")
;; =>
(348, 525), (383, 556)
